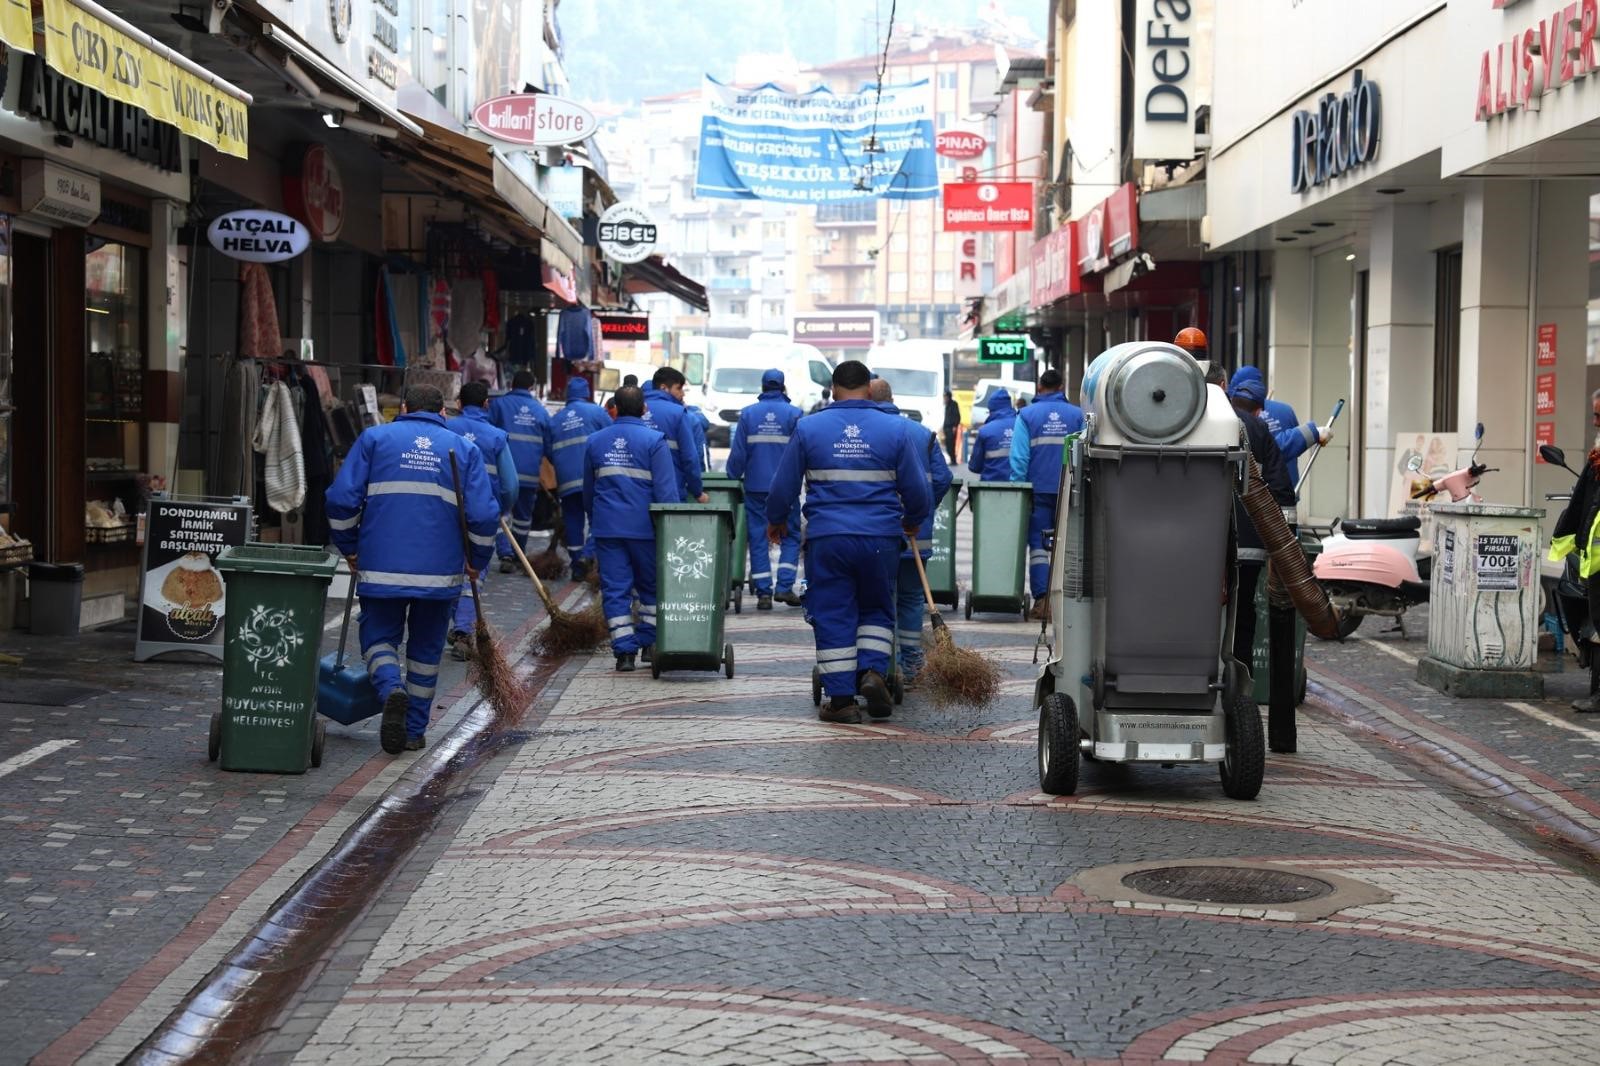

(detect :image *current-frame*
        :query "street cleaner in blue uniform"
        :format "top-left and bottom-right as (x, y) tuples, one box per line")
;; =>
(548, 377), (612, 581)
(727, 368), (805, 610)
(1008, 369), (1083, 619)
(643, 366), (708, 503)
(968, 388), (1017, 482)
(767, 360), (931, 723)
(869, 376), (953, 683)
(584, 385), (680, 673)
(445, 381), (519, 660)
(489, 370), (552, 571)
(326, 384), (499, 754)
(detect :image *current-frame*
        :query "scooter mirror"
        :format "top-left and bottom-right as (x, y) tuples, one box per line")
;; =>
(1406, 455), (1425, 474)
(1540, 444), (1567, 468)
(1475, 422), (1485, 442)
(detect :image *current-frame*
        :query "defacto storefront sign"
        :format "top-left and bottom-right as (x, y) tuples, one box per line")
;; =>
(942, 181), (1034, 232)
(207, 210), (311, 263)
(791, 312), (879, 349)
(1132, 0), (1198, 160)
(1290, 69), (1382, 194)
(1475, 1), (1600, 121)
(472, 93), (599, 147)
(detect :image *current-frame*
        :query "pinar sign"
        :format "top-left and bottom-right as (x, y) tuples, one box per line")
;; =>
(942, 181), (1033, 232)
(934, 130), (987, 159)
(1476, 0), (1600, 121)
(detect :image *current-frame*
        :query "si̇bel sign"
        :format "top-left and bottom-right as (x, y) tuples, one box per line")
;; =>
(978, 337), (1029, 364)
(207, 210), (310, 263)
(1290, 69), (1381, 194)
(134, 497), (252, 662)
(597, 202), (658, 264)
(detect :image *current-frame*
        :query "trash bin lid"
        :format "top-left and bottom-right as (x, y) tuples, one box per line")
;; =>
(27, 562), (85, 581)
(1101, 345), (1206, 445)
(215, 544), (339, 578)
(651, 503), (734, 515)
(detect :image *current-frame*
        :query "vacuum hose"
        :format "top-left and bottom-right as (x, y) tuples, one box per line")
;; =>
(1239, 452), (1344, 640)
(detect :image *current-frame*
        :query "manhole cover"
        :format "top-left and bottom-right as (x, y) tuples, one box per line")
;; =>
(1120, 865), (1334, 906)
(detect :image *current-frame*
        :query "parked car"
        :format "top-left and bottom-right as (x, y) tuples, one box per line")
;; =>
(969, 378), (1034, 430)
(698, 339), (832, 445)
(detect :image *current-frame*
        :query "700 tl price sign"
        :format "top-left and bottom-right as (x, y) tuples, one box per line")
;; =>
(978, 336), (1030, 364)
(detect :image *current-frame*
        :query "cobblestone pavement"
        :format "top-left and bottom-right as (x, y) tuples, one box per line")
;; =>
(0, 544), (572, 1064)
(250, 595), (1600, 1065)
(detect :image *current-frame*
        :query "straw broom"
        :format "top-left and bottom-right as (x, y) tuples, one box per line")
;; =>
(449, 452), (529, 724)
(499, 516), (609, 656)
(528, 544), (567, 581)
(908, 537), (1001, 707)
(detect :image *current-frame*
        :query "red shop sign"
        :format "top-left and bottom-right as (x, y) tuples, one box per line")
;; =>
(1537, 322), (1558, 366)
(935, 130), (988, 159)
(283, 144), (345, 243)
(1075, 182), (1139, 275)
(596, 312), (649, 340)
(942, 181), (1033, 232)
(1535, 421), (1557, 460)
(1030, 225), (1081, 306)
(1535, 372), (1557, 416)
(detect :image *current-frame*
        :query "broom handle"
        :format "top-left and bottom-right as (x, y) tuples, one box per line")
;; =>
(448, 451), (485, 610)
(906, 535), (939, 613)
(334, 576), (356, 669)
(499, 515), (558, 613)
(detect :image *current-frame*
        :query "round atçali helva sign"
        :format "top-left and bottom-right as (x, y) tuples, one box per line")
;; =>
(597, 201), (658, 264)
(206, 210), (311, 263)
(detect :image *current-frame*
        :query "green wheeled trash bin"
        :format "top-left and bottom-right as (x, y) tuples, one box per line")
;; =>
(1250, 529), (1319, 706)
(965, 482), (1031, 619)
(701, 473), (747, 614)
(650, 503), (736, 679)
(209, 544), (339, 773)
(927, 477), (960, 609)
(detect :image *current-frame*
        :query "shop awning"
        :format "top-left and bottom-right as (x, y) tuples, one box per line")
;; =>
(624, 255), (709, 312)
(384, 115), (587, 269)
(3, 0), (253, 159)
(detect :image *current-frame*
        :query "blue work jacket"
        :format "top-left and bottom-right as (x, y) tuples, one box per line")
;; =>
(765, 399), (931, 541)
(1009, 392), (1083, 496)
(446, 406), (518, 511)
(968, 391), (1017, 482)
(882, 404), (953, 557)
(488, 389), (552, 490)
(549, 378), (613, 498)
(727, 390), (803, 494)
(641, 384), (703, 500)
(326, 412), (500, 599)
(583, 416), (680, 540)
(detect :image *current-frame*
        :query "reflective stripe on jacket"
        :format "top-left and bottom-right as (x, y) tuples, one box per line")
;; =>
(1008, 392), (1083, 494)
(641, 384), (703, 500)
(549, 399), (613, 497)
(488, 389), (551, 487)
(727, 390), (803, 493)
(583, 416), (681, 540)
(446, 407), (518, 510)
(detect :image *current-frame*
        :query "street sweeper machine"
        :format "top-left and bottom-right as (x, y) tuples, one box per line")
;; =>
(1032, 342), (1342, 800)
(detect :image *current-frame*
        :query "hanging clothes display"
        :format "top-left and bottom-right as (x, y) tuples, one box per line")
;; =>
(448, 278), (484, 361)
(556, 304), (594, 361)
(481, 269), (500, 332)
(504, 311), (537, 365)
(239, 262), (281, 360)
(217, 358), (259, 498)
(374, 269), (408, 368)
(252, 380), (306, 514)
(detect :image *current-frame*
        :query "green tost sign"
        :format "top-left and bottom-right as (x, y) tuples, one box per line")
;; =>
(978, 336), (1030, 363)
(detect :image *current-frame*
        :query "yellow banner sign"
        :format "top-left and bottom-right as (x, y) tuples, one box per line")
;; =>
(0, 0), (33, 55)
(41, 0), (250, 159)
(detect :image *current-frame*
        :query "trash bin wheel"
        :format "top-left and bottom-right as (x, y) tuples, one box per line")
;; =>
(1296, 670), (1307, 707)
(1037, 692), (1080, 796)
(651, 658), (662, 680)
(811, 665), (822, 707)
(724, 643), (735, 679)
(889, 669), (904, 706)
(733, 586), (743, 615)
(207, 712), (221, 762)
(311, 720), (326, 769)
(964, 592), (973, 621)
(1219, 693), (1265, 801)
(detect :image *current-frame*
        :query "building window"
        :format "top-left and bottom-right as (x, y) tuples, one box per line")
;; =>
(766, 264), (785, 279)
(938, 70), (958, 91)
(728, 300), (747, 316)
(763, 300), (785, 320)
(1433, 247), (1463, 433)
(810, 274), (831, 297)
(762, 221), (785, 240)
(815, 201), (876, 224)
(934, 270), (953, 291)
(728, 223), (747, 239)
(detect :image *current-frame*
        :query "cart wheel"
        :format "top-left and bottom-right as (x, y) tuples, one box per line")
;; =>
(890, 670), (904, 706)
(1021, 602), (1030, 621)
(1296, 670), (1307, 707)
(207, 713), (221, 762)
(811, 665), (822, 707)
(964, 593), (973, 621)
(311, 720), (325, 769)
(1037, 692), (1080, 795)
(733, 587), (743, 615)
(724, 643), (735, 679)
(651, 658), (662, 680)
(1219, 693), (1266, 800)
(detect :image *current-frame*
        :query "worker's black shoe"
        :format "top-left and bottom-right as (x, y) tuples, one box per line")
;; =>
(498, 556), (516, 574)
(571, 559), (590, 582)
(615, 652), (636, 673)
(819, 696), (862, 724)
(757, 594), (773, 611)
(1574, 695), (1600, 713)
(379, 689), (408, 755)
(405, 735), (427, 752)
(860, 671), (893, 718)
(448, 630), (473, 661)
(774, 590), (804, 607)
(640, 645), (654, 664)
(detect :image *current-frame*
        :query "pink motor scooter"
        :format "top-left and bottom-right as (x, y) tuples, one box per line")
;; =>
(1312, 423), (1493, 640)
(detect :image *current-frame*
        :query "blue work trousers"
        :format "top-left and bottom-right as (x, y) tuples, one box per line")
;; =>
(559, 491), (595, 562)
(1028, 493), (1058, 599)
(451, 565), (488, 634)
(358, 596), (452, 740)
(806, 534), (899, 698)
(746, 491), (801, 594)
(896, 554), (928, 675)
(596, 537), (656, 654)
(497, 486), (541, 559)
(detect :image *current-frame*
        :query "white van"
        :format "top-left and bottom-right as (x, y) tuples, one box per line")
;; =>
(865, 340), (950, 427)
(698, 338), (833, 444)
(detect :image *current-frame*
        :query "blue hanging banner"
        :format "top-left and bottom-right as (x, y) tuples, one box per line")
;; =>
(694, 77), (938, 204)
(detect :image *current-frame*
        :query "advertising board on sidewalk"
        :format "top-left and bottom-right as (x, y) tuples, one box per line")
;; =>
(134, 495), (253, 662)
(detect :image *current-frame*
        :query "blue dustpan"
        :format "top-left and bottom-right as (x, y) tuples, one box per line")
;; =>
(318, 580), (380, 726)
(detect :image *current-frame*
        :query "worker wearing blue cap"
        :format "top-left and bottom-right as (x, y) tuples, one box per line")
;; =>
(1228, 366), (1330, 484)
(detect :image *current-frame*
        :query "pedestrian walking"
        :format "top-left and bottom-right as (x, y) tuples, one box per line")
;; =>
(766, 360), (932, 723)
(445, 382), (519, 660)
(1008, 369), (1083, 619)
(548, 377), (612, 581)
(326, 384), (500, 754)
(727, 368), (804, 610)
(584, 385), (680, 672)
(489, 370), (552, 570)
(1550, 388), (1600, 713)
(941, 388), (962, 462)
(642, 367), (707, 503)
(870, 377), (953, 681)
(967, 388), (1017, 482)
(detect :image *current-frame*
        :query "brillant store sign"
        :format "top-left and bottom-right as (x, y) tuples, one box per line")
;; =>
(1476, 0), (1600, 121)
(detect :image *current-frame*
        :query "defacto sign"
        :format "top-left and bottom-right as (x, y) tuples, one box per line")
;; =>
(791, 312), (879, 349)
(1475, 2), (1600, 121)
(472, 93), (599, 147)
(1289, 69), (1382, 194)
(941, 181), (1034, 232)
(935, 129), (988, 159)
(207, 210), (311, 263)
(1132, 0), (1197, 160)
(596, 201), (658, 264)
